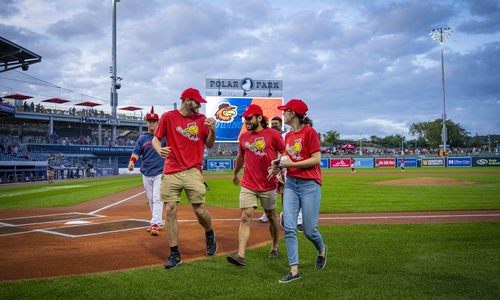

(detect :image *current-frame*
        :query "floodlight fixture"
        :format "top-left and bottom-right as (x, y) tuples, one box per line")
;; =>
(429, 27), (453, 155)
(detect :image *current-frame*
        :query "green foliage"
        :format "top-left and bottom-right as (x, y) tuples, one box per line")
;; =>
(1, 223), (498, 299)
(409, 119), (470, 147)
(321, 130), (340, 146)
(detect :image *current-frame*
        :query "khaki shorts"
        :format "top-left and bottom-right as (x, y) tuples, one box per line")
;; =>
(160, 168), (206, 204)
(239, 186), (277, 210)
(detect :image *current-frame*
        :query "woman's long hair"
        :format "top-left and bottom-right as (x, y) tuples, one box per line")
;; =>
(296, 113), (313, 127)
(259, 116), (269, 128)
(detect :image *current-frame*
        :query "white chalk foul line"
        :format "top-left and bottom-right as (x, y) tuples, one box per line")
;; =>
(90, 191), (146, 214)
(317, 213), (500, 220)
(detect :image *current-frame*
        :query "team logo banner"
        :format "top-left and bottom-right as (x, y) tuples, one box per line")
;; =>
(354, 158), (375, 168)
(206, 96), (283, 142)
(421, 158), (445, 167)
(472, 157), (500, 167)
(320, 158), (330, 169)
(206, 159), (232, 170)
(330, 158), (351, 168)
(375, 158), (396, 168)
(447, 157), (472, 167)
(397, 158), (417, 167)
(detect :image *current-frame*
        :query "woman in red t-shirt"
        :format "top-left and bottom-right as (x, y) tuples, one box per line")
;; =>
(273, 99), (327, 283)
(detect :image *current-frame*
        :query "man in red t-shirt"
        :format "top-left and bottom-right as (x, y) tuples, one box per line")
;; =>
(152, 87), (217, 270)
(227, 104), (285, 266)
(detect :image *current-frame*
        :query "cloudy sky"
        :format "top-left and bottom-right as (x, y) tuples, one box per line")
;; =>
(1, 0), (499, 139)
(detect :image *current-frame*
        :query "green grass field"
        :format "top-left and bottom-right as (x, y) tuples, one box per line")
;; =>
(0, 167), (499, 299)
(0, 223), (498, 299)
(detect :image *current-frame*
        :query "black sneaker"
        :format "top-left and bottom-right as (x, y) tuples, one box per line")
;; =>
(206, 231), (217, 256)
(297, 224), (304, 232)
(268, 249), (279, 258)
(164, 253), (182, 269)
(227, 253), (246, 266)
(279, 272), (301, 283)
(315, 246), (328, 270)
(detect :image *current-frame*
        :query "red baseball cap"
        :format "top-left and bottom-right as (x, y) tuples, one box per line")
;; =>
(277, 99), (308, 115)
(242, 104), (264, 118)
(180, 88), (206, 103)
(145, 106), (159, 121)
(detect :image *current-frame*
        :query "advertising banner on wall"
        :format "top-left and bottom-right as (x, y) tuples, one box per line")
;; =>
(206, 159), (232, 170)
(447, 157), (472, 167)
(421, 157), (445, 167)
(205, 96), (283, 142)
(375, 158), (396, 168)
(472, 157), (500, 167)
(320, 158), (330, 169)
(330, 158), (351, 168)
(354, 158), (374, 168)
(397, 158), (417, 167)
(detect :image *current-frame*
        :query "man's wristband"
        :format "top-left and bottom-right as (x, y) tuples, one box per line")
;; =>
(130, 157), (137, 163)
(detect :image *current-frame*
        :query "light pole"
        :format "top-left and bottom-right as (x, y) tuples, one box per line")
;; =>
(110, 0), (121, 146)
(429, 27), (453, 154)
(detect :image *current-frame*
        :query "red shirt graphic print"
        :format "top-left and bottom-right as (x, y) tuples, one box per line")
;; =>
(284, 125), (322, 185)
(155, 110), (209, 174)
(239, 128), (285, 192)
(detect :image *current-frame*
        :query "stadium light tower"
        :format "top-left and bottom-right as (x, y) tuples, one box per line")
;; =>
(110, 0), (121, 146)
(429, 27), (453, 154)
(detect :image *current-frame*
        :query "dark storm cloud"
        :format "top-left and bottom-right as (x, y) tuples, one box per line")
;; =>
(0, 0), (20, 17)
(366, 2), (457, 36)
(47, 12), (106, 38)
(457, 0), (500, 34)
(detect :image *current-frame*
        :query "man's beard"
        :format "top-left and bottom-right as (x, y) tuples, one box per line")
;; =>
(246, 122), (258, 131)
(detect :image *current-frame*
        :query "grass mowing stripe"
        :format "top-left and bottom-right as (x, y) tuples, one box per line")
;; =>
(0, 222), (498, 299)
(0, 176), (143, 210)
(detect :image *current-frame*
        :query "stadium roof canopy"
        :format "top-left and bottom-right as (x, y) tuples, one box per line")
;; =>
(41, 97), (70, 104)
(0, 37), (42, 73)
(75, 101), (101, 107)
(119, 106), (142, 111)
(2, 93), (33, 100)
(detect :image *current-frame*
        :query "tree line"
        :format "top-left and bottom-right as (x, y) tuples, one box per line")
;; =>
(320, 119), (497, 149)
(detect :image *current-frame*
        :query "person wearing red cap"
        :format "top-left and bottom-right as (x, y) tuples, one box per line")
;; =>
(226, 104), (285, 267)
(152, 87), (217, 270)
(272, 99), (327, 283)
(128, 106), (165, 236)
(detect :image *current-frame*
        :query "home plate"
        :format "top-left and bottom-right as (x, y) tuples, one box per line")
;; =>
(65, 220), (92, 225)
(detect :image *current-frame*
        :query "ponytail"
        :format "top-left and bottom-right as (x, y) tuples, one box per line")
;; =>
(296, 114), (313, 127)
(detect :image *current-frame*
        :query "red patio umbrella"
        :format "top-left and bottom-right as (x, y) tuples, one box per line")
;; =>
(119, 106), (142, 111)
(41, 97), (71, 104)
(75, 101), (101, 107)
(341, 143), (357, 150)
(2, 93), (33, 100)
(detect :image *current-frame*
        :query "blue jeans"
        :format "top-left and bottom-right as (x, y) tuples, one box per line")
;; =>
(283, 176), (325, 266)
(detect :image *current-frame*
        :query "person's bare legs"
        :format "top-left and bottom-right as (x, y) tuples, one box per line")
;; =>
(265, 209), (279, 251)
(165, 202), (178, 246)
(237, 207), (255, 257)
(192, 203), (212, 231)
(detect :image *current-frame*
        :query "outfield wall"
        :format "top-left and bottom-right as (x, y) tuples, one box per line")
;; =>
(202, 156), (500, 170)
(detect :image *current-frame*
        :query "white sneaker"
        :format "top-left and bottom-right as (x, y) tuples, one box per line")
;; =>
(258, 213), (269, 223)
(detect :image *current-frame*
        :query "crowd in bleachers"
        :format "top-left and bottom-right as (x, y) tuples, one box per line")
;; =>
(0, 136), (47, 161)
(17, 101), (142, 120)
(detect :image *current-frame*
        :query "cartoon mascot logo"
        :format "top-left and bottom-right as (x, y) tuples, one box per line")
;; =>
(176, 122), (200, 141)
(215, 103), (237, 122)
(245, 137), (266, 156)
(286, 138), (302, 160)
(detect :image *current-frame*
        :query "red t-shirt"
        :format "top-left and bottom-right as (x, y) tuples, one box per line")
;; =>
(154, 110), (210, 174)
(284, 125), (322, 185)
(239, 128), (285, 192)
